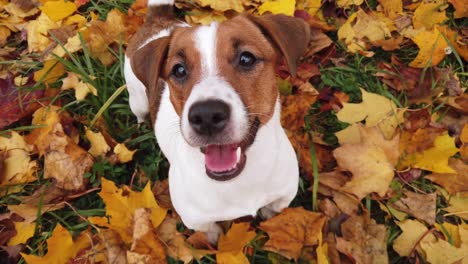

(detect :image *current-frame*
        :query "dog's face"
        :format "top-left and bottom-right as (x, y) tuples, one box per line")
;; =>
(132, 15), (310, 180)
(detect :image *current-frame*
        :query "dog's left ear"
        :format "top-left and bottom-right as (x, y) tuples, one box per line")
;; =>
(248, 14), (310, 76)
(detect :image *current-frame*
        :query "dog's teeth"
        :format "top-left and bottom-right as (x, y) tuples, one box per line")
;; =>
(236, 147), (241, 162)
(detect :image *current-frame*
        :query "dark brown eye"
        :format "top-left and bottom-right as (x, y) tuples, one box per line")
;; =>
(239, 52), (256, 68)
(172, 64), (187, 79)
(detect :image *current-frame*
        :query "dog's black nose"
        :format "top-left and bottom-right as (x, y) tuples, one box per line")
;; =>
(188, 100), (230, 136)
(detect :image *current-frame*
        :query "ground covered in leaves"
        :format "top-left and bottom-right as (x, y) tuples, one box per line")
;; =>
(0, 0), (467, 263)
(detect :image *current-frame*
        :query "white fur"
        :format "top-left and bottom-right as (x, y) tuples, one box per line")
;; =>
(147, 0), (174, 6)
(194, 23), (218, 75)
(124, 29), (171, 123)
(156, 87), (299, 233)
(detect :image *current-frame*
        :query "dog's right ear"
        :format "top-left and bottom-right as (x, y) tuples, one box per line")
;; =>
(131, 36), (171, 89)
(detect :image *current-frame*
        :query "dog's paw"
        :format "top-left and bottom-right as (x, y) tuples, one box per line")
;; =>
(205, 223), (223, 245)
(259, 206), (278, 220)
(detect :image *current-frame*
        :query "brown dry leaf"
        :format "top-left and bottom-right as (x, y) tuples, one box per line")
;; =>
(89, 178), (167, 244)
(392, 219), (435, 257)
(27, 106), (93, 190)
(461, 124), (468, 162)
(391, 190), (436, 225)
(413, 2), (447, 29)
(399, 127), (445, 155)
(336, 214), (388, 264)
(333, 125), (399, 200)
(0, 132), (37, 187)
(152, 179), (173, 210)
(95, 229), (127, 264)
(8, 203), (65, 224)
(448, 0), (468, 18)
(217, 222), (256, 263)
(259, 207), (326, 260)
(21, 224), (91, 263)
(337, 10), (394, 53)
(427, 158), (468, 194)
(408, 27), (448, 68)
(420, 237), (467, 264)
(127, 208), (166, 264)
(158, 217), (212, 263)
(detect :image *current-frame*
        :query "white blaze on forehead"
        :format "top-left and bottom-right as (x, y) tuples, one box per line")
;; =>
(194, 23), (219, 75)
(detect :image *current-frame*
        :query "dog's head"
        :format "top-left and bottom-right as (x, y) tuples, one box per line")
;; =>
(131, 14), (310, 180)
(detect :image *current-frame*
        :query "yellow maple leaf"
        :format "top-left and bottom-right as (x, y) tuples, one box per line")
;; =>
(258, 0), (296, 16)
(48, 33), (83, 59)
(8, 221), (36, 246)
(114, 143), (136, 163)
(26, 13), (59, 53)
(197, 0), (245, 12)
(404, 132), (458, 173)
(334, 125), (399, 199)
(393, 219), (435, 257)
(85, 128), (111, 157)
(408, 27), (448, 68)
(435, 222), (461, 247)
(427, 158), (468, 194)
(377, 0), (402, 19)
(64, 14), (88, 28)
(336, 0), (363, 8)
(296, 0), (322, 16)
(0, 132), (37, 187)
(413, 2), (447, 29)
(34, 59), (66, 84)
(21, 224), (91, 263)
(217, 222), (256, 263)
(335, 88), (402, 142)
(89, 178), (167, 243)
(39, 0), (77, 22)
(259, 207), (326, 260)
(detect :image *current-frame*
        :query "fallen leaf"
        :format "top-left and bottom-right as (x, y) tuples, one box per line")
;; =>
(217, 222), (256, 263)
(89, 178), (167, 243)
(426, 158), (468, 194)
(461, 124), (468, 162)
(408, 27), (448, 68)
(0, 219), (16, 246)
(413, 2), (447, 29)
(448, 0), (468, 18)
(258, 0), (296, 16)
(296, 0), (322, 16)
(435, 222), (461, 247)
(85, 128), (111, 157)
(336, 0), (363, 8)
(8, 221), (35, 245)
(420, 237), (466, 264)
(0, 132), (37, 187)
(26, 13), (59, 53)
(127, 208), (166, 264)
(444, 193), (468, 220)
(336, 88), (401, 140)
(21, 224), (91, 263)
(259, 207), (326, 260)
(197, 0), (245, 12)
(393, 219), (435, 257)
(34, 59), (65, 84)
(185, 10), (227, 25)
(39, 0), (77, 22)
(158, 217), (212, 263)
(377, 0), (402, 19)
(392, 190), (436, 225)
(404, 132), (458, 173)
(8, 203), (65, 224)
(336, 214), (388, 264)
(334, 125), (399, 199)
(114, 143), (136, 163)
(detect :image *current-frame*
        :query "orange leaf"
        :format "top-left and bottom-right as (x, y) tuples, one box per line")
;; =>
(216, 222), (256, 264)
(39, 0), (77, 22)
(259, 207), (326, 260)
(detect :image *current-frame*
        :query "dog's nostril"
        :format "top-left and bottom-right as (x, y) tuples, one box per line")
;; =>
(188, 100), (230, 135)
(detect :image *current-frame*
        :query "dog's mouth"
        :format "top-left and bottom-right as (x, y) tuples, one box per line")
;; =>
(200, 117), (260, 181)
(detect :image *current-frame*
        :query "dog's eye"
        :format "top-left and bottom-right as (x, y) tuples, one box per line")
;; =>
(239, 52), (256, 68)
(172, 64), (187, 79)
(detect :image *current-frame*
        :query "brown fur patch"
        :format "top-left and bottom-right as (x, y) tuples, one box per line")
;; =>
(216, 16), (279, 125)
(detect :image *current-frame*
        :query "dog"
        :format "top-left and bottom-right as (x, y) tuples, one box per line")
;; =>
(124, 0), (310, 241)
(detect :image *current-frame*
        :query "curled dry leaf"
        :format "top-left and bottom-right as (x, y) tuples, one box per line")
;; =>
(259, 207), (326, 260)
(336, 214), (388, 264)
(85, 128), (111, 158)
(114, 143), (136, 163)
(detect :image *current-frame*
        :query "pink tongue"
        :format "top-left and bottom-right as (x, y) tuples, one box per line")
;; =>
(205, 144), (238, 172)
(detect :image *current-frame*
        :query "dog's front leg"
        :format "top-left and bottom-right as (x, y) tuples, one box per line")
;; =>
(192, 222), (223, 245)
(260, 196), (294, 220)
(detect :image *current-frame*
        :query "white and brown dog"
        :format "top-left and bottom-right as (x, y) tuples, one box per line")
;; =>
(124, 0), (310, 241)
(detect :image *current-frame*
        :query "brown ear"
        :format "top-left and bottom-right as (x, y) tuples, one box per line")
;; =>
(247, 14), (310, 76)
(130, 36), (170, 89)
